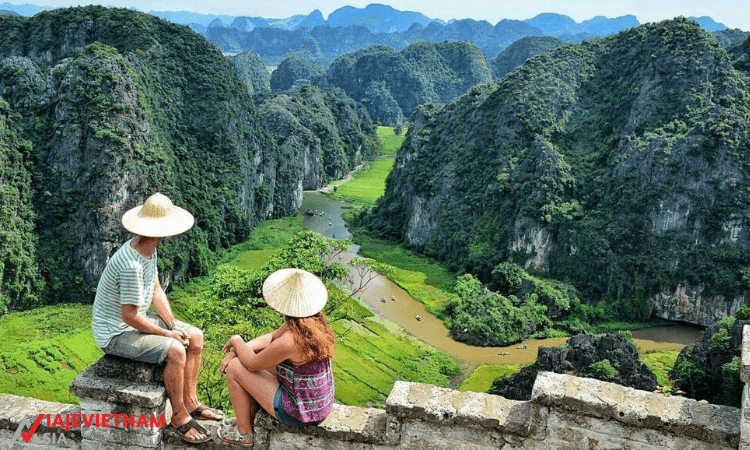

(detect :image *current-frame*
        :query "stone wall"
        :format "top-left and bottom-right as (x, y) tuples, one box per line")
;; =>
(6, 330), (750, 449)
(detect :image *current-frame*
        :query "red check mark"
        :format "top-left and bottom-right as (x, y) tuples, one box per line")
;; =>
(21, 414), (44, 443)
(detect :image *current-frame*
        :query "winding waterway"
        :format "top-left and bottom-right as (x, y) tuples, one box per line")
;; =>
(301, 191), (704, 365)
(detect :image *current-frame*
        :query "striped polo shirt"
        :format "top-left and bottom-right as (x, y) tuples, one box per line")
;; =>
(91, 238), (158, 348)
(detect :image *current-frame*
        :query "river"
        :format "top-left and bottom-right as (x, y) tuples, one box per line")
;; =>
(300, 191), (704, 366)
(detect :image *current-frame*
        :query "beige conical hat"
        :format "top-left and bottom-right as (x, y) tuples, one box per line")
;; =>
(262, 268), (328, 317)
(121, 193), (195, 237)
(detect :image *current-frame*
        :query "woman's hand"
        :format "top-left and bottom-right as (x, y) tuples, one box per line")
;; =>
(222, 334), (244, 353)
(218, 351), (236, 376)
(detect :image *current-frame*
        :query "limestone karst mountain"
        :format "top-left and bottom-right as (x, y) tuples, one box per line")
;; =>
(317, 41), (493, 124)
(366, 18), (750, 326)
(0, 6), (375, 310)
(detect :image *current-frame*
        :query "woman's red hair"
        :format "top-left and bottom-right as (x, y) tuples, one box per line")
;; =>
(285, 312), (335, 363)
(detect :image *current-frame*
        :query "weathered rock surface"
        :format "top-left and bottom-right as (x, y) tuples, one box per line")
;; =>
(490, 333), (658, 400)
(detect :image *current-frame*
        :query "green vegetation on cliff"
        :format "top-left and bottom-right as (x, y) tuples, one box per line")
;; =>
(228, 50), (271, 96)
(367, 19), (750, 326)
(490, 36), (565, 81)
(259, 84), (377, 188)
(270, 53), (326, 92)
(0, 99), (41, 312)
(672, 307), (750, 407)
(319, 41), (493, 125)
(0, 6), (376, 309)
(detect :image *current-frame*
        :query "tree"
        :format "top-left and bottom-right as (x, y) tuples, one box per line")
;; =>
(347, 257), (394, 297)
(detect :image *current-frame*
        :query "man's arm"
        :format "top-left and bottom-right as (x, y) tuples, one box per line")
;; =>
(122, 304), (188, 345)
(151, 278), (176, 329)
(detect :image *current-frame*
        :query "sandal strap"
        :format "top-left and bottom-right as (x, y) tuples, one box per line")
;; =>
(220, 423), (252, 444)
(192, 404), (225, 419)
(187, 418), (208, 435)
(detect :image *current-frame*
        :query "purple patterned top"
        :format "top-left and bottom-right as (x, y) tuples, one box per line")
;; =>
(276, 359), (334, 423)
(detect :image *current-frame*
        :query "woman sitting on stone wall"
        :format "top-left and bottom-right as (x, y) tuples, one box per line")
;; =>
(218, 268), (336, 446)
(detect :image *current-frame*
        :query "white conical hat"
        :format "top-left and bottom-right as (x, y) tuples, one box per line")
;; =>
(262, 268), (328, 317)
(121, 193), (195, 238)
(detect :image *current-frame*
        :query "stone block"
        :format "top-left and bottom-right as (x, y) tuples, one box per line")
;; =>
(397, 418), (506, 449)
(89, 355), (164, 383)
(70, 370), (166, 409)
(79, 398), (165, 420)
(255, 404), (387, 445)
(742, 384), (750, 450)
(531, 371), (740, 448)
(82, 425), (162, 447)
(385, 381), (535, 437)
(0, 394), (80, 440)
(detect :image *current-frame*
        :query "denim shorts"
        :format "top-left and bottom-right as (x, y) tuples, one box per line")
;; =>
(273, 387), (319, 428)
(103, 316), (191, 364)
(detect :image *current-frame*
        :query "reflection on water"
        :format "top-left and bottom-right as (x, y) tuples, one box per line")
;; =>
(300, 191), (703, 365)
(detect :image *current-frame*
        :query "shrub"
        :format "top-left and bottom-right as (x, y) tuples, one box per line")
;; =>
(587, 359), (618, 380)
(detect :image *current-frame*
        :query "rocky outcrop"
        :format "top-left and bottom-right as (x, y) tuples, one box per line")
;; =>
(490, 36), (565, 81)
(269, 54), (325, 92)
(228, 50), (271, 96)
(672, 315), (748, 406)
(490, 333), (658, 400)
(652, 285), (747, 326)
(369, 19), (750, 325)
(258, 84), (377, 197)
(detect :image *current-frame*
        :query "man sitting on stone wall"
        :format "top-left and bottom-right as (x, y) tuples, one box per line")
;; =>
(91, 193), (224, 444)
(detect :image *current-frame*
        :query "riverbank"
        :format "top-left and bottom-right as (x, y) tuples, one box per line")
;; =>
(313, 126), (702, 391)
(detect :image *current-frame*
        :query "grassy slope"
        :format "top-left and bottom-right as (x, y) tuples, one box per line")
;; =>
(457, 364), (521, 393)
(0, 304), (103, 404)
(641, 350), (680, 388)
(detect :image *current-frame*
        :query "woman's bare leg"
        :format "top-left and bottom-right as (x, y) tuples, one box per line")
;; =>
(225, 359), (280, 434)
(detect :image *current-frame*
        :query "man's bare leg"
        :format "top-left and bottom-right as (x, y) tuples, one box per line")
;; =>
(164, 343), (207, 441)
(182, 327), (222, 420)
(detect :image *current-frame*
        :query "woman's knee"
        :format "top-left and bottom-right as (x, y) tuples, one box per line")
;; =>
(225, 357), (246, 378)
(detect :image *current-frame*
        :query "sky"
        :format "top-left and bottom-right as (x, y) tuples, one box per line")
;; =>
(5, 0), (750, 31)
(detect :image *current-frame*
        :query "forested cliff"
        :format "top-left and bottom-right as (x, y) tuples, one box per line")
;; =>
(0, 6), (376, 312)
(368, 18), (750, 326)
(318, 40), (493, 124)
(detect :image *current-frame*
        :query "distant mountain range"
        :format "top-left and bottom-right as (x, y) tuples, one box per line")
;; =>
(0, 3), (732, 35)
(0, 3), (741, 66)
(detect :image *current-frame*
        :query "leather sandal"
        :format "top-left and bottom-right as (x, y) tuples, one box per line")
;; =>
(218, 422), (253, 447)
(189, 404), (225, 421)
(167, 418), (211, 444)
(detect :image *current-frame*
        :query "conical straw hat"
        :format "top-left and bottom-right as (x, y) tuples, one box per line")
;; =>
(262, 268), (328, 317)
(121, 193), (195, 237)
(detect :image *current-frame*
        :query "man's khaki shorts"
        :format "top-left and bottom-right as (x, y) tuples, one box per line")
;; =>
(103, 316), (193, 364)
